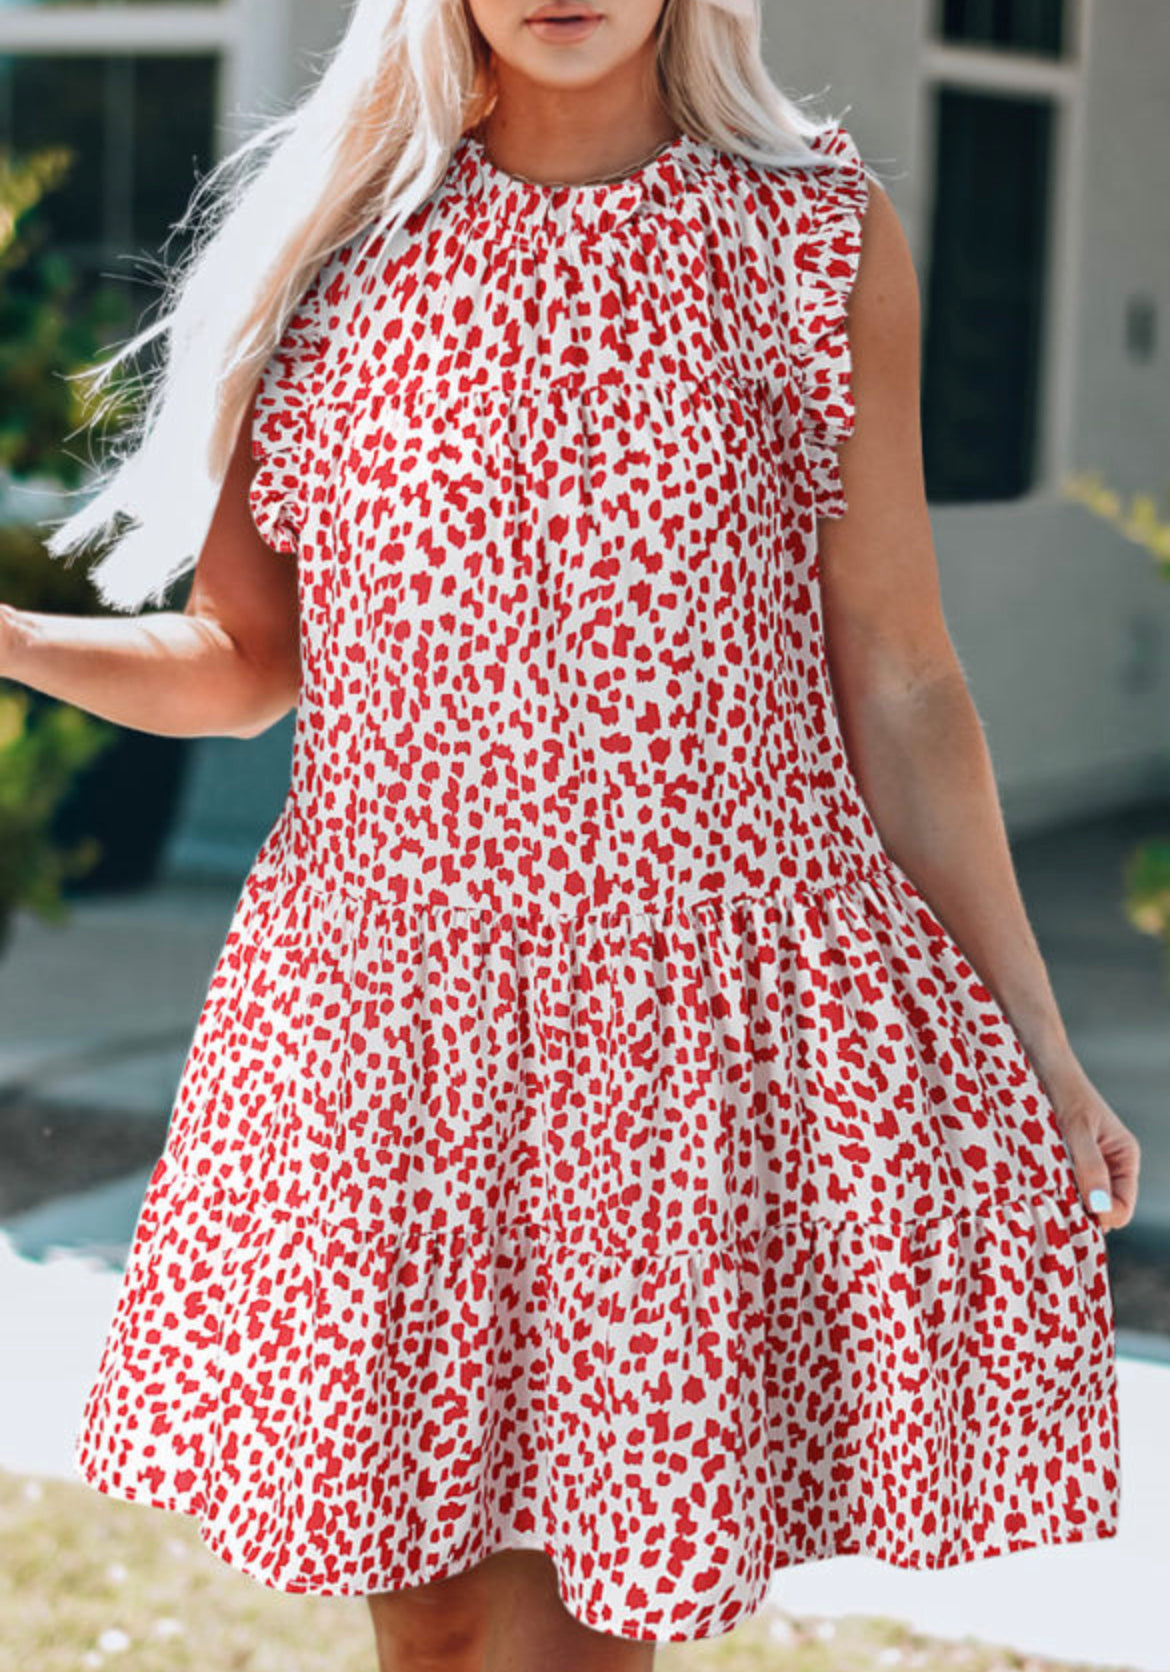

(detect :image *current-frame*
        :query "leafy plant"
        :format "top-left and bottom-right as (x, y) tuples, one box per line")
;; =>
(1063, 469), (1170, 976)
(0, 687), (114, 958)
(0, 141), (132, 950)
(1, 143), (140, 484)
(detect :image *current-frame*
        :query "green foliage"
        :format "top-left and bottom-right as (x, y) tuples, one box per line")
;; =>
(0, 688), (114, 956)
(1122, 837), (1170, 974)
(0, 520), (102, 615)
(0, 144), (140, 485)
(0, 143), (125, 952)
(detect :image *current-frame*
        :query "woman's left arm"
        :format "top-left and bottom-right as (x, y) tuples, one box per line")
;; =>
(819, 181), (1141, 1234)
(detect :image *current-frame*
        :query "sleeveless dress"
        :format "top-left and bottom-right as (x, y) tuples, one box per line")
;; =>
(72, 120), (1121, 1644)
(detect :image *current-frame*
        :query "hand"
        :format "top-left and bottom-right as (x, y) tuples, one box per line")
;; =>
(1049, 1074), (1141, 1232)
(0, 601), (25, 681)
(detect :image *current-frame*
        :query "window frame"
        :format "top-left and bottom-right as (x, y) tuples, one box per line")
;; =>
(917, 0), (1092, 506)
(0, 0), (303, 294)
(935, 0), (1070, 60)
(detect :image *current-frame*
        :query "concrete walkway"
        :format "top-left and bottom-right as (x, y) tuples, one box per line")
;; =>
(0, 875), (239, 1120)
(1009, 798), (1170, 1235)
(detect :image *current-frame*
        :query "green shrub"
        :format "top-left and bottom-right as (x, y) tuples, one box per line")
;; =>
(0, 687), (114, 956)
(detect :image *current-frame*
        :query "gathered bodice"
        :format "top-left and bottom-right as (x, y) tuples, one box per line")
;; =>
(248, 119), (878, 918)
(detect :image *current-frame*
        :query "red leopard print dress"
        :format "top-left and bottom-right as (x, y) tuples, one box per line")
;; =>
(73, 120), (1121, 1643)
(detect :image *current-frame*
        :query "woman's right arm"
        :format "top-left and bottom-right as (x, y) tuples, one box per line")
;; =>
(0, 393), (301, 741)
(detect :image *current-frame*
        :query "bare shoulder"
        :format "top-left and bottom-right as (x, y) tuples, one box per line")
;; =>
(836, 175), (927, 511)
(849, 178), (921, 383)
(819, 176), (955, 679)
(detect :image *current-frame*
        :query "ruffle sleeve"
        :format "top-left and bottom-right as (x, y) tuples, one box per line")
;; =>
(791, 119), (871, 521)
(248, 262), (334, 555)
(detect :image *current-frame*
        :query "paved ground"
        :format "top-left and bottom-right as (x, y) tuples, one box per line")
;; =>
(1009, 797), (1170, 1234)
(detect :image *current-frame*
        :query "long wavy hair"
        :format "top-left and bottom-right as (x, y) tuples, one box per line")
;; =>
(41, 0), (853, 613)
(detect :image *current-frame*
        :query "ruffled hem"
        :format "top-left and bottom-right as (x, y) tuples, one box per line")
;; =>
(72, 838), (1120, 1639)
(74, 1160), (1119, 1639)
(792, 120), (871, 521)
(248, 442), (307, 556)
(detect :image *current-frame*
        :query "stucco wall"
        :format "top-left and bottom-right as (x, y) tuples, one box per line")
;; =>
(769, 0), (1170, 830)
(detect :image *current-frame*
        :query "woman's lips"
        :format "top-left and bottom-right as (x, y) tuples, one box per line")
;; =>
(525, 13), (603, 42)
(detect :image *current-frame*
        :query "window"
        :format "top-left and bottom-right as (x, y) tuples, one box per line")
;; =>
(938, 0), (1066, 57)
(0, 2), (228, 335)
(0, 53), (218, 268)
(921, 0), (1076, 503)
(921, 88), (1055, 501)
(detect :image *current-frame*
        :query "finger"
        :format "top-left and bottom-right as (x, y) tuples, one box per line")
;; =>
(1098, 1137), (1142, 1231)
(1064, 1132), (1119, 1228)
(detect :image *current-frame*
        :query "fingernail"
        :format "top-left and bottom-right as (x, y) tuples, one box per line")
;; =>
(1088, 1188), (1111, 1214)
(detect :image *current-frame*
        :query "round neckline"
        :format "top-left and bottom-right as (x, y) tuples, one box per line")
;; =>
(461, 129), (695, 194)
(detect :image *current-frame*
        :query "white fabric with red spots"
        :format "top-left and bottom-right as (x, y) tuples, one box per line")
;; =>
(73, 120), (1121, 1643)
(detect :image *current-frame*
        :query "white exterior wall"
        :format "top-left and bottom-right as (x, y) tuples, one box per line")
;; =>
(771, 0), (1170, 830)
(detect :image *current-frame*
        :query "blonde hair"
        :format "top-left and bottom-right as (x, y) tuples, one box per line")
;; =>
(42, 0), (853, 613)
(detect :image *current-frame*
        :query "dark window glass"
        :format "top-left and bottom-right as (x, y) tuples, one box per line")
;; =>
(939, 0), (1066, 56)
(0, 53), (216, 278)
(921, 86), (1055, 502)
(134, 55), (220, 251)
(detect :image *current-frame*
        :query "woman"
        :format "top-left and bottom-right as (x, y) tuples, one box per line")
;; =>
(5, 0), (1139, 1666)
